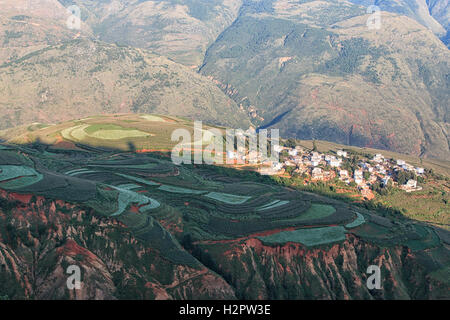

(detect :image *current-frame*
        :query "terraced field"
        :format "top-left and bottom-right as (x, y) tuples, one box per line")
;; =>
(0, 116), (449, 300)
(5, 114), (225, 152)
(1, 138), (446, 251)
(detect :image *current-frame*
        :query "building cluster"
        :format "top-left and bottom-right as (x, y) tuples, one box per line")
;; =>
(250, 146), (425, 195)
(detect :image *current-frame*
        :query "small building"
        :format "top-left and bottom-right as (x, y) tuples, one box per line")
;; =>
(397, 159), (406, 166)
(284, 160), (296, 167)
(339, 170), (349, 179)
(354, 169), (364, 185)
(400, 179), (422, 192)
(337, 150), (348, 158)
(312, 167), (324, 180)
(373, 154), (384, 163)
(406, 179), (417, 188)
(415, 167), (425, 175)
(288, 149), (298, 157)
(273, 145), (284, 153)
(310, 152), (322, 166)
(329, 158), (342, 168)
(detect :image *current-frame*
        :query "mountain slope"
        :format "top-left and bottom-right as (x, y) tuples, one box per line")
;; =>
(0, 0), (92, 64)
(58, 0), (243, 66)
(0, 39), (250, 130)
(349, 0), (447, 39)
(200, 0), (450, 159)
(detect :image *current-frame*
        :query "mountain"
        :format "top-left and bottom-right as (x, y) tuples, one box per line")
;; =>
(0, 39), (250, 130)
(349, 0), (448, 42)
(57, 0), (243, 66)
(1, 1), (448, 160)
(0, 0), (92, 64)
(199, 0), (450, 159)
(0, 115), (449, 299)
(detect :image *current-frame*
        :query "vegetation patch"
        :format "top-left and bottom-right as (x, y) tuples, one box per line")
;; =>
(204, 192), (251, 204)
(0, 165), (43, 189)
(111, 186), (160, 216)
(140, 115), (166, 122)
(257, 226), (347, 247)
(345, 212), (366, 229)
(296, 204), (336, 221)
(257, 200), (289, 211)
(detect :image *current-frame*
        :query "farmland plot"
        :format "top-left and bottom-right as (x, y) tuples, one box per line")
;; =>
(257, 226), (347, 247)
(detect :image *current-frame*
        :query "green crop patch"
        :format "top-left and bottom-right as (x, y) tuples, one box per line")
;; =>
(345, 212), (366, 229)
(295, 203), (336, 221)
(257, 226), (347, 247)
(0, 165), (43, 189)
(257, 200), (290, 211)
(112, 186), (160, 216)
(204, 192), (251, 204)
(158, 185), (206, 194)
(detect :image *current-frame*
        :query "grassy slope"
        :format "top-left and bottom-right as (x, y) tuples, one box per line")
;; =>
(0, 39), (250, 131)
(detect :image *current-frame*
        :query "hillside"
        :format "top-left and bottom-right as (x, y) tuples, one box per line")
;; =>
(0, 39), (250, 130)
(0, 115), (449, 299)
(57, 0), (243, 66)
(349, 0), (448, 43)
(0, 0), (92, 65)
(1, 114), (448, 227)
(199, 0), (450, 160)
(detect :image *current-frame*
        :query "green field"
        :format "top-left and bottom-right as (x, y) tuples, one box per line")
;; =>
(257, 226), (347, 247)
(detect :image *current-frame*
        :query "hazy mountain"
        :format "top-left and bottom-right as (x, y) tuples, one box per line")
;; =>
(57, 0), (243, 66)
(0, 39), (249, 130)
(349, 0), (447, 39)
(0, 0), (92, 64)
(200, 0), (450, 159)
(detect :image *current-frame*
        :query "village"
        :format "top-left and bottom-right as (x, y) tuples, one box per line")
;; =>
(227, 142), (425, 200)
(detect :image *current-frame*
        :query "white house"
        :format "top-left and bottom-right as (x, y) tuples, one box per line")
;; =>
(415, 167), (424, 175)
(337, 150), (348, 158)
(329, 158), (342, 168)
(312, 167), (324, 180)
(406, 179), (417, 188)
(354, 169), (364, 185)
(373, 154), (384, 163)
(397, 159), (406, 166)
(339, 170), (349, 179)
(310, 152), (322, 166)
(288, 149), (298, 157)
